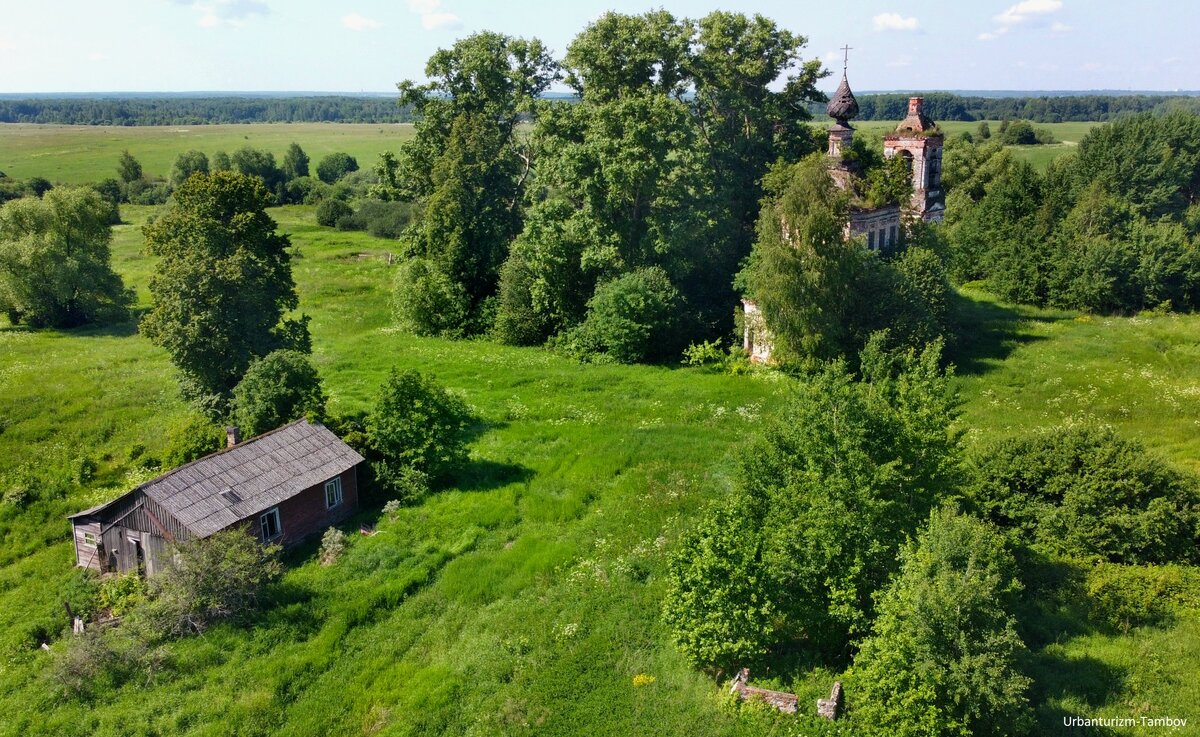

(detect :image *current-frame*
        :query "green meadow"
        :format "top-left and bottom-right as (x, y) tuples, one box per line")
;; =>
(0, 123), (416, 184)
(0, 201), (1197, 735)
(0, 119), (1095, 186)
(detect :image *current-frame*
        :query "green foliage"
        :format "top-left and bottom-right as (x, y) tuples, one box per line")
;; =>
(231, 350), (327, 437)
(99, 572), (147, 617)
(315, 152), (358, 184)
(367, 368), (474, 488)
(561, 267), (685, 364)
(665, 339), (963, 665)
(231, 146), (283, 192)
(141, 171), (309, 412)
(168, 150), (209, 188)
(161, 414), (224, 468)
(281, 142), (310, 180)
(851, 506), (1033, 737)
(333, 199), (413, 239)
(1083, 562), (1200, 631)
(1000, 119), (1037, 145)
(145, 529), (282, 637)
(662, 490), (779, 670)
(210, 149), (231, 172)
(315, 197), (352, 227)
(320, 527), (347, 565)
(116, 150), (142, 184)
(969, 426), (1200, 564)
(391, 257), (470, 338)
(0, 186), (133, 327)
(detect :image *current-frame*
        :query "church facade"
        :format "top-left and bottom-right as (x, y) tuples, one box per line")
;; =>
(741, 71), (945, 363)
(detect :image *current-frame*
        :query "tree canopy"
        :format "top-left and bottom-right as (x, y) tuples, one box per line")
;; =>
(141, 171), (309, 415)
(0, 187), (133, 327)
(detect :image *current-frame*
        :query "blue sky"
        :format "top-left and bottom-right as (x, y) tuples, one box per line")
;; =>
(0, 0), (1195, 93)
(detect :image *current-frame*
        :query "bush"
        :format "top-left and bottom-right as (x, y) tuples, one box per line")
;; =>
(391, 257), (469, 338)
(315, 198), (352, 227)
(231, 350), (327, 437)
(1084, 562), (1200, 631)
(162, 414), (225, 467)
(851, 506), (1033, 737)
(969, 426), (1200, 564)
(367, 368), (473, 488)
(320, 527), (347, 565)
(316, 152), (359, 184)
(125, 179), (171, 205)
(145, 529), (282, 636)
(1000, 120), (1038, 145)
(565, 267), (685, 364)
(99, 572), (147, 617)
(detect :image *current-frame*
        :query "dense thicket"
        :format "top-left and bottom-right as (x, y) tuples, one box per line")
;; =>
(0, 97), (414, 125)
(663, 338), (962, 667)
(969, 427), (1200, 565)
(490, 10), (824, 360)
(851, 506), (1033, 737)
(947, 111), (1200, 313)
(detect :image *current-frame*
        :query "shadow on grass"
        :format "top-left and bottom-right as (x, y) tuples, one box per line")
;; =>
(945, 290), (1064, 376)
(451, 457), (534, 493)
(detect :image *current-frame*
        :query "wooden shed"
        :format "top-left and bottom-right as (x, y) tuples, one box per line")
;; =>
(69, 419), (364, 575)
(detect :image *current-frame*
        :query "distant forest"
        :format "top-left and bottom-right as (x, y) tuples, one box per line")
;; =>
(2, 92), (1198, 126)
(827, 92), (1200, 123)
(0, 97), (414, 125)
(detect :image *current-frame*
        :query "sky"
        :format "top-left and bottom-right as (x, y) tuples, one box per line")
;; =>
(0, 0), (1196, 94)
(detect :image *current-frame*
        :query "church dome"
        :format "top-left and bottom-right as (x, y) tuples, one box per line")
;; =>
(826, 75), (859, 123)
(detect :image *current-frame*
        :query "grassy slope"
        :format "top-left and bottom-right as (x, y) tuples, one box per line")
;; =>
(0, 205), (1196, 736)
(0, 123), (415, 184)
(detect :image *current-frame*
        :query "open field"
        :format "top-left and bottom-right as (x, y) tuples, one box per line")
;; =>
(0, 123), (416, 184)
(0, 203), (1197, 735)
(0, 119), (1097, 185)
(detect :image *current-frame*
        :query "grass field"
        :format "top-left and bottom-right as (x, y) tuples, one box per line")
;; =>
(1, 201), (1196, 735)
(0, 123), (416, 184)
(0, 119), (1097, 186)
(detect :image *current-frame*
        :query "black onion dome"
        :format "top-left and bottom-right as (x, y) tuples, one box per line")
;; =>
(826, 75), (859, 122)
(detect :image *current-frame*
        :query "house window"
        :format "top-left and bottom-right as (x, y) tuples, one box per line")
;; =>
(260, 507), (282, 540)
(867, 230), (876, 250)
(82, 532), (97, 547)
(890, 225), (898, 247)
(325, 477), (343, 509)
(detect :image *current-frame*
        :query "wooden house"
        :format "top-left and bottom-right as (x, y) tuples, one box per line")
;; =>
(69, 419), (364, 575)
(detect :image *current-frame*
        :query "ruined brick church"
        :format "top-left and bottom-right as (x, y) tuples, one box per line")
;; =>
(741, 66), (945, 363)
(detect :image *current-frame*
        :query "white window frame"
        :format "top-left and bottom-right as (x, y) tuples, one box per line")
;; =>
(325, 477), (343, 509)
(82, 532), (97, 547)
(260, 507), (282, 540)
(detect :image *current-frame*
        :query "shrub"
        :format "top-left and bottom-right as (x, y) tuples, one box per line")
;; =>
(145, 529), (282, 636)
(568, 267), (685, 364)
(99, 572), (147, 617)
(320, 527), (347, 565)
(1083, 562), (1200, 631)
(357, 200), (412, 239)
(162, 414), (225, 467)
(125, 179), (171, 205)
(492, 252), (552, 346)
(969, 426), (1200, 564)
(315, 198), (352, 227)
(367, 368), (473, 487)
(851, 506), (1033, 737)
(391, 257), (469, 338)
(230, 350), (326, 436)
(316, 152), (359, 184)
(1000, 120), (1038, 145)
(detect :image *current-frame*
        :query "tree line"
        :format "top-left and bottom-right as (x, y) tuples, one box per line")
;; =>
(817, 92), (1198, 123)
(0, 96), (414, 125)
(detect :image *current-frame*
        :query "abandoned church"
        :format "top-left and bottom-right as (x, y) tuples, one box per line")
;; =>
(742, 66), (945, 363)
(68, 419), (364, 575)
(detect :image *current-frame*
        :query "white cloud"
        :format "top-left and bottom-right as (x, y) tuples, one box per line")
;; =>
(886, 55), (914, 68)
(873, 13), (920, 32)
(980, 0), (1063, 41)
(408, 0), (460, 30)
(342, 13), (382, 31)
(87, 52), (109, 62)
(994, 0), (1063, 26)
(175, 0), (269, 29)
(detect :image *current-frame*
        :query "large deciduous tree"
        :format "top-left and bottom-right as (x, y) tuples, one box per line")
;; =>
(395, 32), (558, 333)
(141, 171), (310, 416)
(281, 142), (310, 180)
(0, 187), (133, 327)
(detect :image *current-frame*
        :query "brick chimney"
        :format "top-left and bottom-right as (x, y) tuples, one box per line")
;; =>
(225, 426), (241, 448)
(908, 96), (924, 116)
